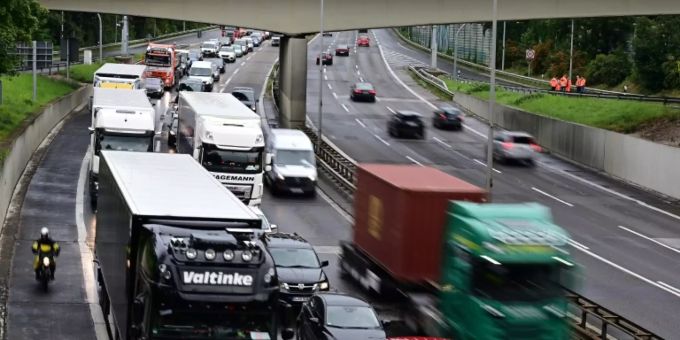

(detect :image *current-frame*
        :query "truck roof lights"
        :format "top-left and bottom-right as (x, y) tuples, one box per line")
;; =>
(223, 249), (235, 261)
(186, 248), (197, 260)
(205, 248), (216, 260)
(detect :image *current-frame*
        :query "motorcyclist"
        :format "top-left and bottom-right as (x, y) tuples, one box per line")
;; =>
(32, 227), (60, 280)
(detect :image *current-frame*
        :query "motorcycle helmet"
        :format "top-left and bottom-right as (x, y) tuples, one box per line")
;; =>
(40, 227), (49, 240)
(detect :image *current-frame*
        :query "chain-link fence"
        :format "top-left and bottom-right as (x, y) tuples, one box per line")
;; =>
(399, 24), (492, 65)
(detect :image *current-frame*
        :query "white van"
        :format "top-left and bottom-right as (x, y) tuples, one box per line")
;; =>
(265, 129), (317, 196)
(188, 61), (215, 92)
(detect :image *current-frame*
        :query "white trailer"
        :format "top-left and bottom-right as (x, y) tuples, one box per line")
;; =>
(177, 92), (267, 206)
(89, 88), (156, 207)
(93, 63), (147, 90)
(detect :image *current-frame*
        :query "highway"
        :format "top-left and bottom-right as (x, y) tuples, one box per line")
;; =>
(4, 27), (680, 339)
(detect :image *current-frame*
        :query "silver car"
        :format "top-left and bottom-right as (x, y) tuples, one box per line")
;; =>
(492, 131), (541, 165)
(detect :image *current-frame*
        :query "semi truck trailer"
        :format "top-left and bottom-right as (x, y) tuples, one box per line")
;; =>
(96, 151), (285, 340)
(177, 92), (267, 206)
(88, 88), (156, 208)
(341, 164), (575, 340)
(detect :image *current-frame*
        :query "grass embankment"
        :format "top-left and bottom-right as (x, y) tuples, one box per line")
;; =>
(0, 74), (78, 162)
(442, 78), (680, 133)
(60, 53), (145, 83)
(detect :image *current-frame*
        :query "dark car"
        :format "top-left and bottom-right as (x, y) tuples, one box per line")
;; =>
(316, 52), (333, 66)
(433, 106), (464, 130)
(205, 57), (225, 74)
(232, 87), (258, 112)
(357, 36), (370, 47)
(272, 36), (281, 47)
(188, 50), (202, 65)
(178, 78), (206, 92)
(335, 44), (350, 56)
(388, 110), (425, 139)
(266, 233), (329, 306)
(167, 116), (178, 147)
(144, 77), (164, 98)
(297, 293), (386, 340)
(350, 82), (376, 102)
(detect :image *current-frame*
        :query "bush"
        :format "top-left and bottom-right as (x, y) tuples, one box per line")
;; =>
(586, 52), (631, 86)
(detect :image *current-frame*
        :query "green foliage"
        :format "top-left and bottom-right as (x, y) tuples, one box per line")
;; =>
(0, 74), (77, 141)
(632, 17), (680, 92)
(586, 51), (631, 86)
(58, 62), (105, 83)
(0, 0), (46, 75)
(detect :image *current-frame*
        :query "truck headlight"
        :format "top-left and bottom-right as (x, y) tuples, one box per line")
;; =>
(242, 250), (253, 262)
(223, 249), (235, 261)
(319, 281), (329, 290)
(204, 248), (216, 260)
(186, 248), (197, 260)
(280, 282), (289, 290)
(308, 174), (317, 181)
(264, 267), (275, 284)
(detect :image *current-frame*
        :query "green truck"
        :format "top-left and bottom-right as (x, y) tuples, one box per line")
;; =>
(340, 164), (575, 339)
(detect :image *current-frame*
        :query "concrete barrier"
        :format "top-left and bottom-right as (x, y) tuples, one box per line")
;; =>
(453, 91), (680, 199)
(0, 85), (91, 225)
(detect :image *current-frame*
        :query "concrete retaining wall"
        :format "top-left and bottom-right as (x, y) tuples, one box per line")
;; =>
(454, 92), (680, 199)
(0, 85), (91, 225)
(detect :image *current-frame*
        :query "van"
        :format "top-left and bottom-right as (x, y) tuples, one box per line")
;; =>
(187, 61), (215, 91)
(265, 129), (317, 196)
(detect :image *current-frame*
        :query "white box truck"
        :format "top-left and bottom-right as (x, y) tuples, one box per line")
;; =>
(93, 63), (147, 90)
(89, 88), (156, 207)
(177, 92), (268, 206)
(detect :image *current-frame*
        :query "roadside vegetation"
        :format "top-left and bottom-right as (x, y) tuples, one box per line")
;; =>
(442, 78), (680, 133)
(0, 74), (78, 161)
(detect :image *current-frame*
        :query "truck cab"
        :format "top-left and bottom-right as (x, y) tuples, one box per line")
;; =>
(265, 129), (317, 196)
(423, 202), (575, 339)
(93, 63), (146, 90)
(145, 43), (178, 89)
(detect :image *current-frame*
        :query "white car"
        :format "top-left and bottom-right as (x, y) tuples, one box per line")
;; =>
(218, 46), (236, 63)
(187, 61), (214, 92)
(244, 37), (255, 52)
(200, 41), (218, 57)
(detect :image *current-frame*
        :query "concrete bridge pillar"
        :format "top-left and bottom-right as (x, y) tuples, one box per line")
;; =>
(278, 35), (307, 128)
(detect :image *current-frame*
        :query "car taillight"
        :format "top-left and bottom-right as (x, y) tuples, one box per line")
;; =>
(439, 113), (447, 119)
(502, 142), (514, 150)
(368, 90), (376, 95)
(530, 143), (542, 152)
(354, 89), (362, 94)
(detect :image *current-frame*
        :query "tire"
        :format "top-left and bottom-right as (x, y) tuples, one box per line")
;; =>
(306, 189), (317, 198)
(41, 268), (50, 292)
(418, 129), (426, 140)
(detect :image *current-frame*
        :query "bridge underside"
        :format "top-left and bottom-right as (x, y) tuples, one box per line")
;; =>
(40, 0), (680, 35)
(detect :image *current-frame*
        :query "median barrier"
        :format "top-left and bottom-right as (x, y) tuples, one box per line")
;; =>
(0, 85), (91, 226)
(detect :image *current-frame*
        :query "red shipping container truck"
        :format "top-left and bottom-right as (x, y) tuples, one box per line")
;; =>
(352, 164), (487, 284)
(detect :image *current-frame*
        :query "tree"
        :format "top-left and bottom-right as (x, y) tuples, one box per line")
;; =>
(586, 51), (631, 86)
(0, 0), (45, 75)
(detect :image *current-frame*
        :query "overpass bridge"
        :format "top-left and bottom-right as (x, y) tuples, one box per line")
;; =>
(40, 0), (680, 126)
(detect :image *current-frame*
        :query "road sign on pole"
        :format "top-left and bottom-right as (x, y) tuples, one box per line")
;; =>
(526, 49), (536, 61)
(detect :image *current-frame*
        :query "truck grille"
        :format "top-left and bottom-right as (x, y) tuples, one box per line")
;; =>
(283, 177), (312, 188)
(286, 283), (317, 293)
(223, 184), (252, 202)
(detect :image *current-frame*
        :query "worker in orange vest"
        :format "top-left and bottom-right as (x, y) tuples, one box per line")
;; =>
(549, 76), (558, 91)
(559, 75), (568, 92)
(576, 75), (586, 93)
(566, 78), (572, 93)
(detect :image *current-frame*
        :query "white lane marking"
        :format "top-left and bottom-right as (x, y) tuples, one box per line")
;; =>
(386, 106), (395, 114)
(359, 77), (365, 82)
(375, 96), (381, 102)
(376, 41), (436, 110)
(341, 104), (350, 112)
(332, 92), (338, 100)
(317, 188), (353, 223)
(531, 187), (574, 207)
(473, 159), (502, 174)
(433, 136), (452, 148)
(327, 83), (332, 90)
(618, 225), (680, 255)
(355, 118), (367, 128)
(241, 61), (246, 66)
(406, 155), (424, 166)
(247, 56), (252, 61)
(374, 134), (391, 146)
(355, 65), (359, 69)
(76, 149), (108, 340)
(233, 68), (240, 75)
(324, 74), (328, 80)
(658, 281), (680, 295)
(323, 67), (327, 73)
(154, 140), (161, 152)
(568, 239), (590, 250)
(357, 70), (361, 76)
(569, 240), (680, 298)
(463, 124), (487, 139)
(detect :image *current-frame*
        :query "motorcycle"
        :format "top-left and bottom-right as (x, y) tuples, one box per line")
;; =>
(36, 256), (52, 291)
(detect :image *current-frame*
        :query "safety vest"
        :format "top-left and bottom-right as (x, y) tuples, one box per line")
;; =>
(550, 78), (558, 87)
(578, 78), (586, 87)
(559, 77), (568, 87)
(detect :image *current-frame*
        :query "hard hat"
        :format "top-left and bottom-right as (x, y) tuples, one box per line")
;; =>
(40, 227), (49, 237)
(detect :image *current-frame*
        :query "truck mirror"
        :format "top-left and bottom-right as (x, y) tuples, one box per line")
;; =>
(265, 165), (272, 172)
(265, 153), (273, 165)
(381, 319), (392, 327)
(321, 260), (329, 267)
(269, 224), (278, 233)
(281, 329), (295, 340)
(88, 127), (95, 134)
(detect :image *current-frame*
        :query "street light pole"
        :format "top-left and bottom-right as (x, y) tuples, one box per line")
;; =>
(501, 21), (506, 71)
(568, 19), (575, 81)
(317, 0), (325, 150)
(485, 0), (498, 195)
(430, 25), (437, 68)
(453, 24), (466, 79)
(97, 13), (103, 62)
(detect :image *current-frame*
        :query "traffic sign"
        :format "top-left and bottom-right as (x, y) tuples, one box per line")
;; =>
(526, 49), (536, 61)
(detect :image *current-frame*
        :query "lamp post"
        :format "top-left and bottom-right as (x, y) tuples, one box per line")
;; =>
(431, 25), (437, 68)
(501, 21), (506, 71)
(485, 0), (498, 195)
(568, 19), (575, 81)
(97, 13), (103, 62)
(317, 0), (325, 150)
(453, 24), (466, 79)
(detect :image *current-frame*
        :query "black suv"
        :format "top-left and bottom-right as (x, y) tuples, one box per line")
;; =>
(232, 87), (258, 112)
(388, 110), (425, 139)
(266, 233), (329, 306)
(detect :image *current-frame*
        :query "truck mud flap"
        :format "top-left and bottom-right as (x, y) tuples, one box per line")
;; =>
(339, 242), (405, 299)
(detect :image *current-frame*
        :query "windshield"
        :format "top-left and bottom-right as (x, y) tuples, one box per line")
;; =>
(180, 81), (203, 92)
(189, 51), (200, 60)
(202, 43), (216, 49)
(326, 306), (381, 329)
(270, 248), (320, 268)
(275, 149), (314, 167)
(96, 133), (152, 154)
(145, 53), (170, 67)
(202, 144), (263, 173)
(190, 67), (212, 77)
(152, 309), (273, 339)
(472, 262), (565, 302)
(512, 136), (536, 144)
(233, 91), (255, 103)
(221, 46), (235, 52)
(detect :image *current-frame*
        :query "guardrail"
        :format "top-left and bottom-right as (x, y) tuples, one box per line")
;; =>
(393, 28), (680, 103)
(410, 65), (680, 105)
